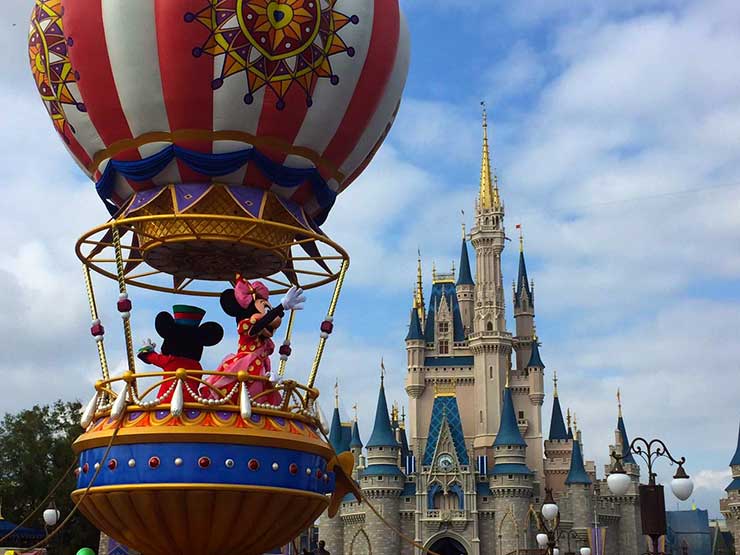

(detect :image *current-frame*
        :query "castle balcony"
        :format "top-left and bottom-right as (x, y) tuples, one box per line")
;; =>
(517, 418), (528, 435)
(422, 510), (469, 533)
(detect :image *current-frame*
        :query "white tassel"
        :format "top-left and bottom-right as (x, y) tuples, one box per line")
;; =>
(170, 379), (184, 417)
(240, 383), (252, 420)
(80, 391), (100, 428)
(111, 384), (129, 420)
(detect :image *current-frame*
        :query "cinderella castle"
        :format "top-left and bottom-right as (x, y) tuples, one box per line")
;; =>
(317, 111), (646, 555)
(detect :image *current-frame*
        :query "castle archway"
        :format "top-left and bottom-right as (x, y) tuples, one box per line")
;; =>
(427, 535), (468, 555)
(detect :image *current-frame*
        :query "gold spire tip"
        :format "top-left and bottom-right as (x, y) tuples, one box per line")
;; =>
(553, 370), (558, 397)
(505, 367), (510, 388)
(617, 388), (622, 418)
(352, 403), (358, 422)
(380, 357), (385, 383)
(566, 408), (571, 428)
(334, 379), (339, 409)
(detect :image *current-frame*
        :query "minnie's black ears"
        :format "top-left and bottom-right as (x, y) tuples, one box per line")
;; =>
(220, 289), (241, 317)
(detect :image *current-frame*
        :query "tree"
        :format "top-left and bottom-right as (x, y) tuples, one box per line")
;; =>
(0, 401), (99, 555)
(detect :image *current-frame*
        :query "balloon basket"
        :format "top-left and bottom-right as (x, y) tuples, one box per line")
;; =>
(73, 372), (335, 555)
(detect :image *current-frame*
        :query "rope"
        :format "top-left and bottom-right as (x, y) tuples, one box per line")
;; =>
(82, 264), (110, 384)
(307, 259), (348, 388)
(111, 225), (139, 398)
(0, 459), (78, 545)
(278, 309), (297, 377)
(28, 418), (124, 549)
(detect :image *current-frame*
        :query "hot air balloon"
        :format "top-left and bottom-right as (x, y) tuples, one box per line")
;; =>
(28, 0), (409, 552)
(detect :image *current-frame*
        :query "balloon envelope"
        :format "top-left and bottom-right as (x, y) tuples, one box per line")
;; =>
(29, 0), (409, 224)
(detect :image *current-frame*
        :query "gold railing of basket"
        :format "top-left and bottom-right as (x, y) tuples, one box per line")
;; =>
(80, 369), (327, 428)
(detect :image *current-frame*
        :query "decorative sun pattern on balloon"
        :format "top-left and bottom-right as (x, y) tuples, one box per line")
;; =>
(28, 0), (85, 143)
(186, 0), (359, 109)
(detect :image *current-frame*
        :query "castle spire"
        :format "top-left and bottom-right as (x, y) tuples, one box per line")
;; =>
(514, 228), (532, 309)
(350, 417), (363, 449)
(493, 385), (527, 448)
(548, 371), (568, 441)
(329, 380), (343, 452)
(415, 250), (425, 323)
(731, 421), (740, 467)
(457, 230), (475, 286)
(617, 391), (637, 464)
(479, 102), (497, 210)
(527, 334), (545, 368)
(565, 429), (592, 485)
(366, 372), (398, 448)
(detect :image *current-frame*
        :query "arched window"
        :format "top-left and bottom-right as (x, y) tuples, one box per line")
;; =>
(486, 321), (493, 332)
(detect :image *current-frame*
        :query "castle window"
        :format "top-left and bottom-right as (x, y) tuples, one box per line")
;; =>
(518, 411), (525, 419)
(439, 340), (449, 354)
(486, 322), (494, 332)
(489, 366), (493, 379)
(438, 322), (449, 334)
(479, 411), (483, 423)
(405, 497), (411, 502)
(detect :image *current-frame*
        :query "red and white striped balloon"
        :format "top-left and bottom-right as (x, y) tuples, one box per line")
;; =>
(29, 0), (409, 220)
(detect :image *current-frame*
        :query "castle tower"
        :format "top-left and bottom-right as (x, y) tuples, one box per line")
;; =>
(491, 382), (534, 555)
(350, 411), (364, 480)
(519, 334), (545, 481)
(565, 425), (593, 533)
(603, 392), (642, 555)
(362, 375), (403, 554)
(469, 105), (512, 452)
(720, 421), (740, 555)
(457, 225), (475, 333)
(319, 383), (348, 554)
(543, 372), (573, 493)
(513, 231), (536, 372)
(405, 255), (427, 447)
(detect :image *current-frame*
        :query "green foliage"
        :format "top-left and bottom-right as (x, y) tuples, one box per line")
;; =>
(0, 400), (98, 555)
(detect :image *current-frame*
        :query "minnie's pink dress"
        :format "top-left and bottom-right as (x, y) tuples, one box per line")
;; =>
(202, 314), (282, 406)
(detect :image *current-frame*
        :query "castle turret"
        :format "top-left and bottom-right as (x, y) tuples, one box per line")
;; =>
(456, 226), (475, 333)
(544, 372), (573, 494)
(362, 374), (403, 554)
(565, 425), (593, 533)
(513, 231), (536, 371)
(720, 421), (740, 555)
(350, 413), (364, 479)
(491, 382), (533, 555)
(469, 105), (512, 453)
(319, 384), (345, 554)
(406, 258), (426, 448)
(527, 334), (545, 406)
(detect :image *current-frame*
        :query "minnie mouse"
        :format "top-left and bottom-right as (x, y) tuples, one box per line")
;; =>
(201, 274), (306, 404)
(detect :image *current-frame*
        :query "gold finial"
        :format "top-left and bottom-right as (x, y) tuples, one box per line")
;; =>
(566, 408), (571, 429)
(451, 260), (456, 276)
(493, 171), (501, 209)
(461, 210), (466, 240)
(432, 260), (437, 279)
(532, 322), (538, 342)
(380, 357), (385, 384)
(617, 388), (622, 418)
(553, 370), (558, 397)
(334, 379), (339, 409)
(352, 403), (358, 422)
(505, 366), (510, 388)
(401, 406), (406, 428)
(573, 412), (578, 433)
(479, 101), (495, 210)
(416, 250), (425, 322)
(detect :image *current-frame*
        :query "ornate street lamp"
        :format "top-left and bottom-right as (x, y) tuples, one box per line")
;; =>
(607, 437), (694, 555)
(534, 489), (590, 555)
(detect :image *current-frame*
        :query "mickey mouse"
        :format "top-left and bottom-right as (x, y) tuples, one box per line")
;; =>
(138, 305), (224, 402)
(202, 275), (305, 405)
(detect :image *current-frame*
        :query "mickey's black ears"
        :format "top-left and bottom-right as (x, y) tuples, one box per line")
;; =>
(220, 289), (241, 317)
(154, 312), (176, 339)
(198, 322), (224, 347)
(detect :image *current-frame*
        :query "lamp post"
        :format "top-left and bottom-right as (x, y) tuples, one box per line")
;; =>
(534, 489), (591, 555)
(42, 502), (60, 539)
(607, 437), (694, 555)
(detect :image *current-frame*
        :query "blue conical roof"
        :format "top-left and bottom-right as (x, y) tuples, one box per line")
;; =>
(567, 426), (574, 440)
(457, 238), (474, 286)
(618, 416), (636, 464)
(527, 338), (545, 368)
(514, 250), (532, 307)
(730, 421), (740, 466)
(493, 387), (527, 447)
(405, 307), (423, 341)
(549, 395), (568, 440)
(366, 379), (399, 448)
(350, 419), (363, 449)
(565, 436), (592, 485)
(329, 407), (343, 452)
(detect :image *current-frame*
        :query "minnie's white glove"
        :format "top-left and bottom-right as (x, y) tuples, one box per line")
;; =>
(280, 286), (306, 311)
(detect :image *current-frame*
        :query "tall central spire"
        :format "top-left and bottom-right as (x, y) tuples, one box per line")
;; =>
(415, 250), (425, 323)
(479, 102), (497, 210)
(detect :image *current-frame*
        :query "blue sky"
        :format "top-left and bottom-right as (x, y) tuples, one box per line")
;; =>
(1, 0), (739, 518)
